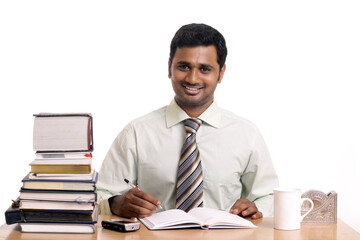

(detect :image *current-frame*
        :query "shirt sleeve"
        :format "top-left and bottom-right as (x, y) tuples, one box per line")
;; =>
(96, 124), (138, 214)
(240, 130), (279, 217)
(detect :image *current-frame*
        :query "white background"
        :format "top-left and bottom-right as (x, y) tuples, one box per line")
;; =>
(1, 0), (359, 233)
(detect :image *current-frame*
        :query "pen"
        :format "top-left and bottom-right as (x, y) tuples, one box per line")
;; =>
(123, 178), (163, 210)
(124, 178), (138, 189)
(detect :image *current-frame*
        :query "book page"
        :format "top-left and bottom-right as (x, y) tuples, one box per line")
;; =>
(188, 208), (257, 228)
(33, 116), (90, 151)
(140, 209), (201, 229)
(30, 159), (92, 165)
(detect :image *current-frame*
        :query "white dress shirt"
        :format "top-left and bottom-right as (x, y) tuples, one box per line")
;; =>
(97, 99), (278, 216)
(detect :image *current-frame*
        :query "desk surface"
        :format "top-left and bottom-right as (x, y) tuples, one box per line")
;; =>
(1, 215), (360, 240)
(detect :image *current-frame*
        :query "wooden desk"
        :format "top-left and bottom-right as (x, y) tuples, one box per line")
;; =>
(1, 215), (360, 240)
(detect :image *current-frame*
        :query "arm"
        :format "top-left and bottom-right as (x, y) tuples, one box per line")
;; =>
(96, 124), (161, 218)
(230, 130), (279, 219)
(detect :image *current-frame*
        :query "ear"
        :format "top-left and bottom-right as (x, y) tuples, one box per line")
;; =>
(217, 64), (226, 83)
(168, 59), (172, 78)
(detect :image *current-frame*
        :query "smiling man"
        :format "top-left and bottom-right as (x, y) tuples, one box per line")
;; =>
(97, 23), (278, 219)
(169, 45), (225, 117)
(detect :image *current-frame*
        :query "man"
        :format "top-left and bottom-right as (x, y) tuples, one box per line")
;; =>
(97, 23), (278, 219)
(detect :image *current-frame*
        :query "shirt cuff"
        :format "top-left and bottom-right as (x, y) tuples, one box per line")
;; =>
(97, 197), (113, 215)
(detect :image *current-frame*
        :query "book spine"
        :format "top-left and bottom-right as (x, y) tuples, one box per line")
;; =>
(5, 208), (23, 225)
(88, 118), (91, 150)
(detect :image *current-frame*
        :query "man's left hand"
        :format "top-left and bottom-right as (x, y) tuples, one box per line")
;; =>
(229, 199), (263, 219)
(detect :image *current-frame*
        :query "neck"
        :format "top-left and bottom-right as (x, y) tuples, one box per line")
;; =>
(175, 98), (213, 118)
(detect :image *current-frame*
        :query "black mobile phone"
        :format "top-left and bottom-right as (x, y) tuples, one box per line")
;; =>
(102, 219), (140, 232)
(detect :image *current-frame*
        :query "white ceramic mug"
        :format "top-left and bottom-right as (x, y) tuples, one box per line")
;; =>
(274, 188), (314, 230)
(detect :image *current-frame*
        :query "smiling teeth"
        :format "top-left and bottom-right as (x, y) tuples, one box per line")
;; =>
(185, 86), (200, 90)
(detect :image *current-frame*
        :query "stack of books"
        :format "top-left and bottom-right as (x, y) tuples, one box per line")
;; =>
(5, 113), (98, 233)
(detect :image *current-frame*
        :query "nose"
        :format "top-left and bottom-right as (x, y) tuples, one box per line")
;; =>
(186, 68), (199, 84)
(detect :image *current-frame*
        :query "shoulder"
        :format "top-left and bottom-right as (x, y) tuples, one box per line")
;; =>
(112, 106), (167, 144)
(123, 105), (167, 131)
(219, 107), (261, 133)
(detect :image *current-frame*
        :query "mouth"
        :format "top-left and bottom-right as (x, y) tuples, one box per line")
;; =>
(183, 85), (203, 95)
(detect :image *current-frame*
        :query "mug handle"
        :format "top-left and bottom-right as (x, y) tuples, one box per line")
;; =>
(300, 197), (314, 221)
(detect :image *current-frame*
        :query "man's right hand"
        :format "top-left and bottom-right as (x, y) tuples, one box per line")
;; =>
(110, 188), (161, 218)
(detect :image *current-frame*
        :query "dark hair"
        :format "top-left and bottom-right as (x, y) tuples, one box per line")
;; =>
(169, 23), (227, 69)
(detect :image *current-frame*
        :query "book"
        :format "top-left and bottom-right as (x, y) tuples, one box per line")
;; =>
(33, 113), (93, 152)
(20, 200), (95, 211)
(30, 159), (92, 165)
(21, 172), (97, 191)
(20, 190), (96, 202)
(20, 223), (96, 233)
(5, 203), (98, 224)
(35, 152), (92, 160)
(4, 112), (98, 234)
(29, 159), (92, 174)
(139, 208), (258, 230)
(28, 172), (95, 181)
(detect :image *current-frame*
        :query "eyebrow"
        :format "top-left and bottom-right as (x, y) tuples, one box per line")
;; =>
(176, 61), (190, 66)
(176, 61), (215, 69)
(200, 64), (215, 70)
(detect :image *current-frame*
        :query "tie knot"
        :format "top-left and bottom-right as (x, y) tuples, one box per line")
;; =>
(184, 118), (202, 133)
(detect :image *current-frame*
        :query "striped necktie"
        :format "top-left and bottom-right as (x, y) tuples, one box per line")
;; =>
(176, 118), (203, 212)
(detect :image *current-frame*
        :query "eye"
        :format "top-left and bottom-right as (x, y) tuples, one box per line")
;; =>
(177, 64), (190, 71)
(200, 66), (212, 73)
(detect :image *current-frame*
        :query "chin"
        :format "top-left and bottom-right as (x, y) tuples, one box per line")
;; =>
(181, 98), (210, 108)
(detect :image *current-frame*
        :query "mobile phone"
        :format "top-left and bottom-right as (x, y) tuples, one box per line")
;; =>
(101, 219), (140, 232)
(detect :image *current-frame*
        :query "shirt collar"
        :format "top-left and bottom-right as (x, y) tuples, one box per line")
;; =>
(166, 99), (221, 128)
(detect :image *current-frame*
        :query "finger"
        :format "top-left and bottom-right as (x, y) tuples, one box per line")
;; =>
(250, 211), (263, 219)
(128, 195), (158, 213)
(120, 205), (153, 218)
(117, 188), (162, 218)
(230, 199), (263, 219)
(120, 192), (155, 218)
(240, 205), (259, 217)
(133, 189), (161, 208)
(124, 188), (161, 214)
(230, 199), (252, 215)
(126, 203), (154, 218)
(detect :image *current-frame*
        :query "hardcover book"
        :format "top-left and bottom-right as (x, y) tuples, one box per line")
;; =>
(20, 200), (95, 211)
(20, 190), (97, 202)
(29, 159), (92, 174)
(33, 113), (93, 152)
(5, 203), (98, 225)
(21, 171), (97, 191)
(20, 223), (96, 233)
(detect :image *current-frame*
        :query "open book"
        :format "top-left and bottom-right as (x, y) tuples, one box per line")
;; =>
(139, 207), (258, 230)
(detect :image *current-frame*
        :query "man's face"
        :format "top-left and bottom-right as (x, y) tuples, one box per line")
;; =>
(168, 45), (226, 115)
